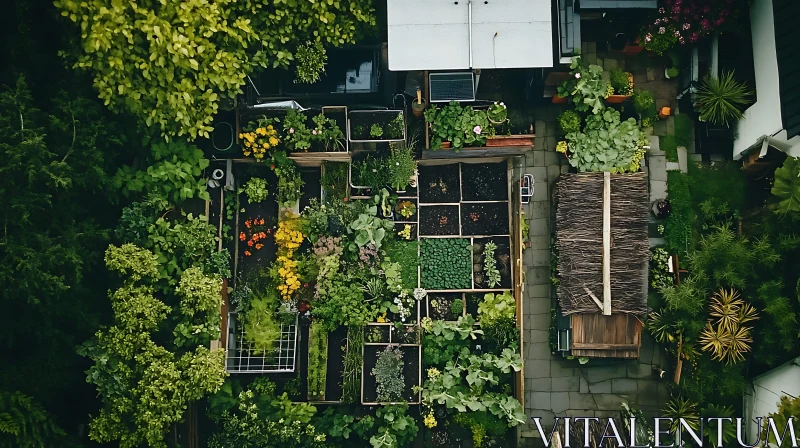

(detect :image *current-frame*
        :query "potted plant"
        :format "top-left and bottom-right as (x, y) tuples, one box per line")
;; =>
(412, 90), (426, 118)
(375, 188), (393, 218)
(557, 110), (581, 136)
(239, 116), (281, 159)
(424, 101), (490, 151)
(487, 101), (508, 125)
(395, 200), (416, 220)
(282, 109), (313, 152)
(606, 68), (634, 103)
(557, 56), (608, 115)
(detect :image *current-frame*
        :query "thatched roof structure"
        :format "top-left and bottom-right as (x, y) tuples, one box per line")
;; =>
(554, 173), (649, 317)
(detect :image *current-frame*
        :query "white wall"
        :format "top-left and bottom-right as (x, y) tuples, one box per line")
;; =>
(745, 360), (800, 444)
(733, 0), (784, 158)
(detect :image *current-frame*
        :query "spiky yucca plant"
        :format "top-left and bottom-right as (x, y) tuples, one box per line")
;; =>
(663, 397), (699, 434)
(697, 70), (753, 126)
(699, 288), (758, 364)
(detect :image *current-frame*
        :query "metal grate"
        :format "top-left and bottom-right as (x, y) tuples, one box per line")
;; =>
(225, 312), (298, 373)
(429, 72), (476, 102)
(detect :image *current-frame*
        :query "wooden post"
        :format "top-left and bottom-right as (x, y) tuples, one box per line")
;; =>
(674, 334), (683, 385)
(602, 172), (611, 316)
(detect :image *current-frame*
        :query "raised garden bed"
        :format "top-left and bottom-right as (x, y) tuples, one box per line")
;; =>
(419, 164), (460, 203)
(348, 110), (406, 143)
(361, 344), (421, 404)
(419, 205), (460, 236)
(425, 293), (464, 321)
(472, 236), (513, 289)
(394, 222), (418, 241)
(420, 238), (473, 290)
(460, 202), (509, 236)
(394, 198), (418, 222)
(460, 161), (509, 201)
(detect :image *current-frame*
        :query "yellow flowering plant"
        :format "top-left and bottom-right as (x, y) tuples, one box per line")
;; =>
(556, 140), (568, 154)
(240, 116), (281, 160)
(273, 212), (304, 301)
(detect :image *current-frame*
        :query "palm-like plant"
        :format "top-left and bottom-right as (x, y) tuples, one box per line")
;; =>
(697, 70), (754, 126)
(708, 289), (742, 332)
(663, 397), (699, 434)
(699, 288), (758, 364)
(702, 404), (736, 447)
(726, 326), (753, 364)
(699, 322), (730, 361)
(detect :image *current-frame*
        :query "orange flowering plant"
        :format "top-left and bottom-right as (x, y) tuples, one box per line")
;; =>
(239, 116), (281, 160)
(239, 217), (272, 257)
(273, 212), (304, 301)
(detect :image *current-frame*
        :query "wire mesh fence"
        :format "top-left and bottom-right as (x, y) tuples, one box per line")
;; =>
(225, 312), (298, 373)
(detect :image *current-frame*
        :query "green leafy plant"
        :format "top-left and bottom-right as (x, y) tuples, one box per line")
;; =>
(385, 113), (405, 139)
(450, 298), (464, 317)
(307, 322), (328, 400)
(353, 155), (390, 190)
(370, 404), (418, 448)
(557, 110), (582, 135)
(395, 201), (416, 219)
(482, 316), (519, 354)
(771, 156), (800, 216)
(702, 404), (736, 447)
(566, 108), (644, 173)
(609, 68), (633, 95)
(270, 150), (305, 206)
(56, 0), (376, 140)
(483, 242), (501, 288)
(372, 345), (405, 403)
(242, 292), (282, 355)
(697, 71), (753, 126)
(420, 238), (472, 289)
(386, 145), (417, 191)
(312, 113), (345, 151)
(762, 396), (800, 447)
(242, 177), (269, 203)
(424, 101), (490, 151)
(342, 325), (365, 404)
(633, 91), (656, 121)
(317, 407), (375, 444)
(321, 162), (349, 201)
(650, 247), (672, 290)
(477, 291), (515, 325)
(698, 288), (758, 364)
(662, 397), (699, 434)
(0, 391), (66, 448)
(487, 101), (507, 123)
(349, 206), (394, 250)
(370, 124), (384, 138)
(294, 41), (327, 84)
(640, 28), (678, 55)
(113, 141), (210, 204)
(422, 316), (483, 366)
(557, 56), (609, 114)
(283, 109), (313, 151)
(374, 188), (393, 217)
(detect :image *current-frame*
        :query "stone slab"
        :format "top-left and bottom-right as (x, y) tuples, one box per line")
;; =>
(529, 217), (549, 236)
(666, 161), (680, 171)
(588, 379), (612, 394)
(551, 392), (570, 413)
(528, 201), (549, 219)
(611, 378), (639, 394)
(653, 119), (667, 136)
(648, 135), (663, 156)
(650, 180), (667, 202)
(528, 392), (552, 410)
(665, 115), (675, 135)
(677, 145), (688, 172)
(527, 377), (552, 392)
(648, 155), (667, 181)
(552, 376), (580, 392)
(547, 165), (562, 182)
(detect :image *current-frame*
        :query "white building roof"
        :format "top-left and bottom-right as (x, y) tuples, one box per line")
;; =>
(387, 0), (554, 71)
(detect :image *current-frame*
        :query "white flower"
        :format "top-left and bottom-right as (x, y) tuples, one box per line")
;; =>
(575, 73), (581, 79)
(413, 288), (427, 300)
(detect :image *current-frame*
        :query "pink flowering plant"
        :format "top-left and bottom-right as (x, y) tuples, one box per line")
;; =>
(311, 112), (345, 151)
(424, 100), (491, 152)
(640, 0), (745, 54)
(282, 108), (313, 151)
(557, 56), (610, 114)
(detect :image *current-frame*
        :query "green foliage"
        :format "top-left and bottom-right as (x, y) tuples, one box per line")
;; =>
(0, 391), (66, 448)
(352, 155), (390, 190)
(321, 162), (349, 202)
(383, 240), (419, 291)
(633, 91), (655, 116)
(650, 247), (672, 290)
(307, 322), (328, 401)
(312, 113), (345, 152)
(422, 316), (483, 367)
(80, 244), (227, 448)
(664, 171), (694, 254)
(424, 101), (490, 151)
(451, 298), (464, 317)
(453, 411), (508, 447)
(370, 124), (384, 138)
(421, 238), (472, 289)
(701, 404), (736, 447)
(557, 110), (582, 135)
(113, 140), (210, 204)
(294, 41), (327, 84)
(271, 151), (305, 206)
(56, 0), (376, 140)
(208, 380), (323, 448)
(242, 290), (282, 355)
(316, 407), (375, 445)
(662, 397), (699, 433)
(483, 242), (501, 288)
(386, 113), (405, 140)
(349, 207), (394, 250)
(763, 395), (800, 447)
(697, 71), (753, 126)
(477, 291), (515, 325)
(342, 325), (365, 404)
(369, 404), (418, 448)
(372, 345), (405, 403)
(609, 68), (632, 95)
(566, 108), (644, 173)
(557, 57), (609, 114)
(482, 316), (520, 355)
(243, 177), (269, 203)
(313, 280), (377, 332)
(771, 156), (800, 216)
(283, 109), (313, 152)
(387, 145), (417, 191)
(174, 267), (223, 347)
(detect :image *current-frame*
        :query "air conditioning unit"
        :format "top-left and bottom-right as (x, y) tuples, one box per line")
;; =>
(429, 72), (476, 103)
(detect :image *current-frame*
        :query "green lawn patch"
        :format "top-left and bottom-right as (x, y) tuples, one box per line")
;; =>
(664, 170), (694, 254)
(660, 135), (679, 162)
(673, 113), (693, 147)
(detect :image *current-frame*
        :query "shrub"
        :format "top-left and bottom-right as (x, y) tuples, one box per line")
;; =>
(633, 91), (655, 116)
(386, 145), (417, 191)
(610, 68), (632, 95)
(372, 345), (404, 403)
(557, 110), (582, 135)
(483, 242), (501, 288)
(697, 71), (753, 126)
(424, 101), (490, 151)
(450, 298), (464, 317)
(294, 41), (327, 84)
(566, 109), (644, 173)
(242, 177), (269, 203)
(663, 171), (694, 254)
(557, 56), (609, 115)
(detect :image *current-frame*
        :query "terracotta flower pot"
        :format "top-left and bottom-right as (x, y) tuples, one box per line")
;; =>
(605, 94), (631, 104)
(552, 95), (568, 104)
(440, 141), (452, 149)
(411, 98), (426, 117)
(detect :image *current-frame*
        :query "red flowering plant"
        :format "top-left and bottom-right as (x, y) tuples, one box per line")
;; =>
(239, 217), (272, 257)
(640, 0), (745, 54)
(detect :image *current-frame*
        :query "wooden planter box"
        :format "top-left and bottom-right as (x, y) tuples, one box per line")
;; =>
(605, 95), (631, 104)
(486, 134), (534, 147)
(347, 110), (406, 143)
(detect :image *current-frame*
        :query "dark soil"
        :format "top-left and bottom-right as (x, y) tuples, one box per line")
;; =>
(419, 164), (460, 203)
(465, 293), (482, 318)
(362, 345), (421, 403)
(324, 326), (347, 402)
(392, 325), (420, 344)
(236, 166), (278, 279)
(300, 167), (321, 211)
(348, 111), (405, 141)
(426, 293), (462, 320)
(472, 237), (513, 289)
(461, 202), (509, 236)
(461, 162), (509, 201)
(419, 205), (459, 236)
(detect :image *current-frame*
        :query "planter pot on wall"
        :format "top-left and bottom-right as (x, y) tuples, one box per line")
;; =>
(486, 135), (534, 147)
(552, 95), (568, 104)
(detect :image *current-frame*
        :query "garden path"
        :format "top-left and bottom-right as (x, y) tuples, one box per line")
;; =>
(516, 43), (680, 445)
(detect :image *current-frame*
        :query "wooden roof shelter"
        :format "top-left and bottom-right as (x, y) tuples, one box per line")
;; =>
(554, 173), (649, 359)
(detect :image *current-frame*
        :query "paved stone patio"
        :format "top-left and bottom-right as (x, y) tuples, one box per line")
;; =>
(516, 44), (679, 445)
